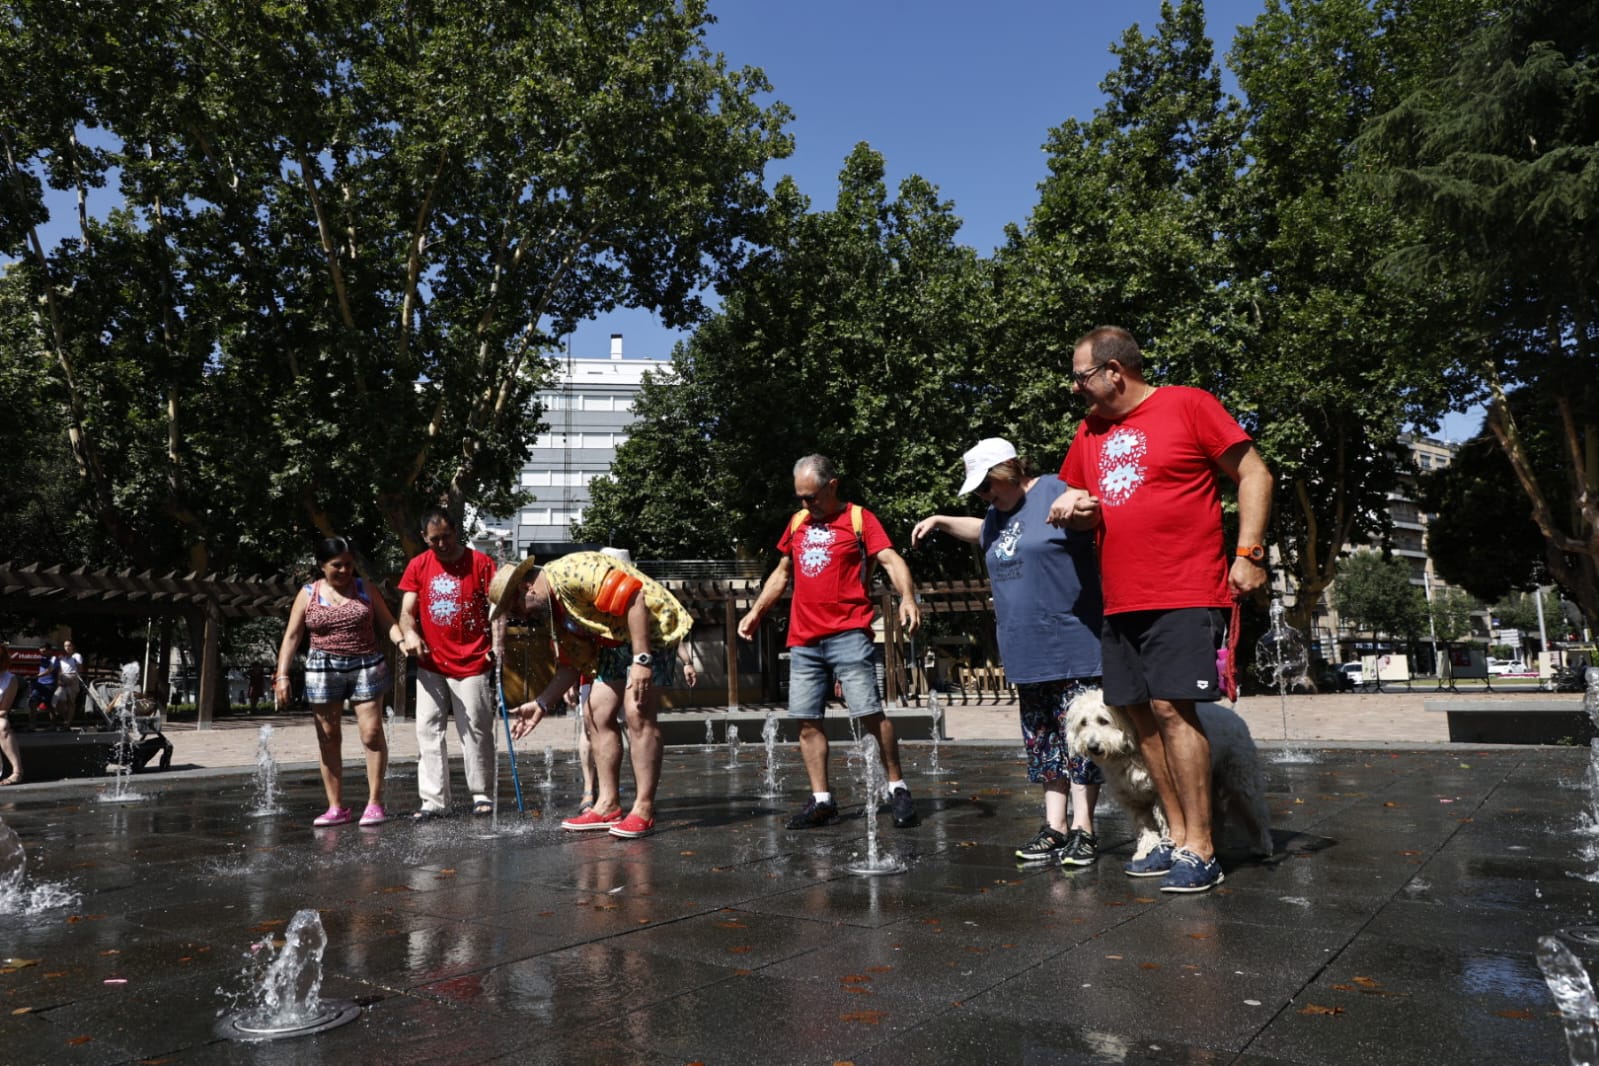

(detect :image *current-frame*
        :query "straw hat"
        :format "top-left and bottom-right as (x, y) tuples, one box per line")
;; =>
(487, 556), (541, 621)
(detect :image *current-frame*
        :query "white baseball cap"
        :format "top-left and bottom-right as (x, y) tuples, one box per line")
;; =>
(959, 438), (1018, 494)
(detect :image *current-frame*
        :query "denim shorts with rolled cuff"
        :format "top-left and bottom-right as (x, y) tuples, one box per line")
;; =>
(786, 628), (883, 721)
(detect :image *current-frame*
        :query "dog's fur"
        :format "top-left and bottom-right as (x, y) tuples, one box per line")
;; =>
(1065, 688), (1274, 860)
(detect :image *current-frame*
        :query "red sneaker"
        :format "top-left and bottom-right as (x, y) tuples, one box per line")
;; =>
(561, 808), (624, 831)
(608, 813), (654, 839)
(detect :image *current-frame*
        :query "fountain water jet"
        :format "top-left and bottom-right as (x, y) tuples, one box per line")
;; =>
(758, 712), (782, 798)
(216, 909), (360, 1041)
(724, 723), (741, 769)
(1254, 598), (1314, 763)
(845, 733), (907, 877)
(541, 745), (557, 791)
(98, 663), (149, 803)
(0, 817), (79, 914)
(248, 724), (286, 816)
(923, 687), (953, 775)
(1538, 934), (1599, 1066)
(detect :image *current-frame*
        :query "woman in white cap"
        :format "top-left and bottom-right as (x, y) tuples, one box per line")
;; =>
(911, 438), (1106, 866)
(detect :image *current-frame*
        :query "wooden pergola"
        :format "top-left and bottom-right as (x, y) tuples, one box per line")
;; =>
(0, 561), (299, 727)
(1, 561), (1000, 720)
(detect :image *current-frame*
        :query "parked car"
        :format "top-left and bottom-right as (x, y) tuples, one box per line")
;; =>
(1336, 662), (1365, 689)
(1486, 658), (1526, 676)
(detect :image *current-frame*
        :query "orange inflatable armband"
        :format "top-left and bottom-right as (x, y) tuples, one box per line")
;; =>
(594, 568), (643, 615)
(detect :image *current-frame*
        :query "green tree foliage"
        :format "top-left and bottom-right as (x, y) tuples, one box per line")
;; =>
(1362, 0), (1599, 629)
(1332, 549), (1428, 640)
(1428, 585), (1478, 645)
(1227, 0), (1482, 632)
(1490, 587), (1560, 637)
(991, 0), (1247, 462)
(578, 144), (995, 573)
(1421, 409), (1556, 603)
(0, 0), (790, 575)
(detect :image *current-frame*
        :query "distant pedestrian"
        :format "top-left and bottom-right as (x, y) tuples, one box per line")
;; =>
(913, 437), (1106, 866)
(27, 640), (57, 723)
(738, 455), (922, 831)
(0, 644), (21, 785)
(275, 536), (403, 827)
(397, 509), (499, 820)
(53, 638), (84, 727)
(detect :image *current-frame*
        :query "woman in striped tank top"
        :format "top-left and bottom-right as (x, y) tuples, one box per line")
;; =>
(274, 537), (403, 827)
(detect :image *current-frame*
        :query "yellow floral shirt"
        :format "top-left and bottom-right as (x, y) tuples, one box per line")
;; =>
(542, 552), (692, 674)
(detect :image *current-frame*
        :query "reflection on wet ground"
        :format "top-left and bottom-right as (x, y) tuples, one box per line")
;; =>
(0, 743), (1593, 1064)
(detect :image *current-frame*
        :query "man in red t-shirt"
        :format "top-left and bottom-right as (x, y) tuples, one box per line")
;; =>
(1050, 326), (1273, 894)
(738, 455), (922, 831)
(397, 508), (499, 820)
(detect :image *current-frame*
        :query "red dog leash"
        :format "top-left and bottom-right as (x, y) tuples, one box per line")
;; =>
(1221, 598), (1243, 701)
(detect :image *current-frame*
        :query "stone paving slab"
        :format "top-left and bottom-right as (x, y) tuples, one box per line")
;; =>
(1, 741), (1595, 1065)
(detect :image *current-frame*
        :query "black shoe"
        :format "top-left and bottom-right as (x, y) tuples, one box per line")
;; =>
(410, 807), (446, 823)
(786, 797), (839, 830)
(888, 787), (917, 828)
(1058, 829), (1099, 867)
(1015, 825), (1069, 862)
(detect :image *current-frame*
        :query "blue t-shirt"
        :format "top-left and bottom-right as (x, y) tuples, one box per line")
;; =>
(979, 476), (1104, 684)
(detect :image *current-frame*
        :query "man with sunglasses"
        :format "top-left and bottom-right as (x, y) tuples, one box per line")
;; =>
(738, 454), (922, 830)
(1050, 326), (1273, 894)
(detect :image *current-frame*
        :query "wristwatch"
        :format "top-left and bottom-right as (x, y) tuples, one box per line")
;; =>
(632, 652), (654, 667)
(1236, 544), (1267, 564)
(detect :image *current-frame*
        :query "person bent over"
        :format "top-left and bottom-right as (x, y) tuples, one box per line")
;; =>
(490, 550), (691, 840)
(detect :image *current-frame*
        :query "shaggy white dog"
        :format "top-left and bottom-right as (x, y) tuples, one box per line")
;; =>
(1065, 688), (1274, 861)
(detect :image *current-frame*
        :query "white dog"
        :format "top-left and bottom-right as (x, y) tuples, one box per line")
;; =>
(1065, 688), (1274, 861)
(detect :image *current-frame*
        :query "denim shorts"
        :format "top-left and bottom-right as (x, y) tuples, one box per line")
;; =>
(787, 629), (883, 720)
(303, 650), (390, 704)
(594, 643), (676, 687)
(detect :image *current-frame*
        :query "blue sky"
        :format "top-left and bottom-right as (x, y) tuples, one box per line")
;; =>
(574, 0), (1271, 361)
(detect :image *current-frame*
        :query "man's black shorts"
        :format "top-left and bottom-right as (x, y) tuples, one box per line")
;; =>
(1101, 607), (1226, 705)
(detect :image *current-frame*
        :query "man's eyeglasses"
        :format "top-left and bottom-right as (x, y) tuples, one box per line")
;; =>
(1070, 362), (1111, 386)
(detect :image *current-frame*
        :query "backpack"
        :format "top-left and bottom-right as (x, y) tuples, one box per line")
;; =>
(788, 503), (877, 598)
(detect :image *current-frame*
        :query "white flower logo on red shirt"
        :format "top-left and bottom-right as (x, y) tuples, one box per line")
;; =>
(1099, 427), (1148, 506)
(797, 524), (835, 577)
(426, 573), (464, 627)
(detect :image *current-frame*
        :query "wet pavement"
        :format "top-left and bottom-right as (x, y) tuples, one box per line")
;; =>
(1, 741), (1595, 1065)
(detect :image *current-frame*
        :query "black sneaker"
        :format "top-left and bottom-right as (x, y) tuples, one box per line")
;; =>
(1059, 829), (1099, 867)
(785, 797), (839, 830)
(1015, 825), (1069, 862)
(888, 787), (917, 828)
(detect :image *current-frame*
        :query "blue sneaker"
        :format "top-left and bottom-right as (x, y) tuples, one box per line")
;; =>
(1124, 839), (1175, 877)
(1159, 848), (1225, 893)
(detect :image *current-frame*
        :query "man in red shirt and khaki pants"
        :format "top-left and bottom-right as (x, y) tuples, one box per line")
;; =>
(739, 455), (922, 831)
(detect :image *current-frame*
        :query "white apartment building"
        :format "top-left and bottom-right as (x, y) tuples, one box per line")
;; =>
(475, 334), (666, 558)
